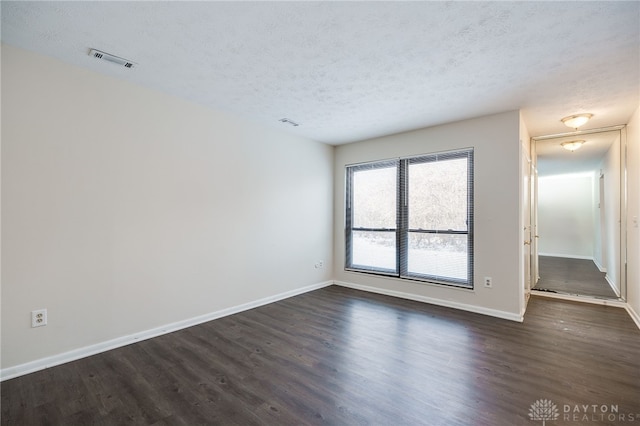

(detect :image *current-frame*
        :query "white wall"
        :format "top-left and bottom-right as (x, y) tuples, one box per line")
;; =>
(537, 174), (595, 258)
(1, 45), (334, 370)
(626, 106), (640, 323)
(333, 111), (523, 320)
(600, 135), (621, 293)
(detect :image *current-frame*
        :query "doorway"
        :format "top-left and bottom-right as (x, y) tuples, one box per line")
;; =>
(531, 127), (626, 301)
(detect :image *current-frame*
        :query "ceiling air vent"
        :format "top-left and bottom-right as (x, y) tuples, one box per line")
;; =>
(279, 118), (299, 127)
(89, 49), (136, 69)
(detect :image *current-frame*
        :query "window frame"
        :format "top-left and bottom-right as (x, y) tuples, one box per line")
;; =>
(345, 159), (400, 276)
(345, 148), (474, 288)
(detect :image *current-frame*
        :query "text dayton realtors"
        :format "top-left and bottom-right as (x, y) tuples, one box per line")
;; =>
(563, 404), (637, 423)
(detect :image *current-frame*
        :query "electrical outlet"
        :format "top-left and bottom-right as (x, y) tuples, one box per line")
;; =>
(31, 309), (47, 328)
(314, 260), (324, 269)
(484, 277), (492, 288)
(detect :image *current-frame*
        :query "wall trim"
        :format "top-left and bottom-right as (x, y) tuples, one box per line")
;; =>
(604, 274), (621, 298)
(625, 304), (640, 330)
(538, 253), (594, 260)
(334, 280), (523, 322)
(530, 289), (627, 307)
(593, 258), (606, 272)
(0, 280), (333, 382)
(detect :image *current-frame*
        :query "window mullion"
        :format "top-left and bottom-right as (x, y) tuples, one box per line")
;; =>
(398, 159), (408, 277)
(345, 167), (353, 269)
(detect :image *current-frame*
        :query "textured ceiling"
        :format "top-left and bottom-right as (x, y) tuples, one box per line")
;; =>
(1, 1), (639, 145)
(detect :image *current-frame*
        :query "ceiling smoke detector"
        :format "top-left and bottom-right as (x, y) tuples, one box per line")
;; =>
(89, 49), (136, 69)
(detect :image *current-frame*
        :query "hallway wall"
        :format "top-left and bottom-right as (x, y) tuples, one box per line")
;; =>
(538, 173), (595, 258)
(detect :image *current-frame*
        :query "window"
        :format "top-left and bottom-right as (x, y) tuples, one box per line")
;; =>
(345, 149), (474, 288)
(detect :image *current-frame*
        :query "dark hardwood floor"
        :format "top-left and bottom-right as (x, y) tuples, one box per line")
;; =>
(534, 256), (618, 299)
(2, 285), (639, 425)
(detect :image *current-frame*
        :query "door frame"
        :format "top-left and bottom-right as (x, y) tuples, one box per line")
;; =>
(530, 124), (627, 301)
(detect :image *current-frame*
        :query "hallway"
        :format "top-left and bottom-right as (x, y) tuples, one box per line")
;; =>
(533, 255), (618, 299)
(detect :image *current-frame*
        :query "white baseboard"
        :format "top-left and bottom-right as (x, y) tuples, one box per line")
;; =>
(334, 280), (523, 322)
(593, 258), (606, 273)
(604, 275), (621, 298)
(0, 280), (333, 382)
(530, 289), (627, 307)
(539, 253), (594, 260)
(625, 304), (640, 331)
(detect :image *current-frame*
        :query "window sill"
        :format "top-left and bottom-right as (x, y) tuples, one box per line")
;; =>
(344, 268), (475, 291)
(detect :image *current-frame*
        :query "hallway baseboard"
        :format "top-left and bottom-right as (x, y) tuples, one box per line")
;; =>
(604, 274), (621, 298)
(593, 258), (606, 273)
(538, 253), (593, 260)
(626, 304), (640, 330)
(530, 289), (626, 307)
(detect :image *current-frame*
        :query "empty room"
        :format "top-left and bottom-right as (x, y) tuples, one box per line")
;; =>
(1, 2), (639, 425)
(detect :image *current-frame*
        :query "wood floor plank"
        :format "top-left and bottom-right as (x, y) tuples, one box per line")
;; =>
(534, 255), (618, 298)
(2, 285), (639, 425)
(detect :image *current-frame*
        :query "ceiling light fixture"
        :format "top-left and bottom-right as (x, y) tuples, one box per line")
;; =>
(561, 113), (593, 130)
(561, 140), (585, 152)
